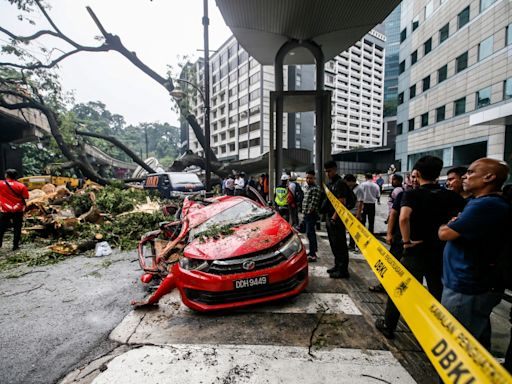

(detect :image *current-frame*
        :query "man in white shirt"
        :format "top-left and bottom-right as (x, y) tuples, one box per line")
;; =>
(359, 173), (380, 234)
(234, 173), (245, 196)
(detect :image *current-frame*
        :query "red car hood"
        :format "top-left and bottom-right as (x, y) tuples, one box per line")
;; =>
(184, 213), (292, 260)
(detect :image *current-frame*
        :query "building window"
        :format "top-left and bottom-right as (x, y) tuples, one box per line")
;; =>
(398, 92), (404, 105)
(507, 24), (512, 46)
(397, 123), (403, 135)
(503, 78), (512, 100)
(421, 112), (429, 127)
(438, 65), (448, 83)
(424, 38), (432, 55)
(400, 28), (407, 43)
(411, 50), (418, 65)
(454, 97), (466, 116)
(296, 73), (302, 88)
(410, 84), (416, 99)
(436, 106), (446, 122)
(425, 0), (434, 19)
(476, 86), (492, 108)
(295, 123), (301, 134)
(295, 139), (301, 147)
(480, 0), (496, 12)
(240, 141), (248, 149)
(423, 76), (431, 92)
(408, 118), (415, 132)
(458, 6), (470, 29)
(439, 24), (449, 44)
(399, 60), (405, 74)
(412, 16), (419, 31)
(478, 36), (493, 61)
(456, 52), (468, 73)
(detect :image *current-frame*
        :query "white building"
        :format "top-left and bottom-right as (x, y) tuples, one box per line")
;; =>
(396, 0), (512, 171)
(187, 30), (386, 161)
(326, 29), (386, 153)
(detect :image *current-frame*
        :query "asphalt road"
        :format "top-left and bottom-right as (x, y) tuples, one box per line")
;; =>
(0, 249), (141, 384)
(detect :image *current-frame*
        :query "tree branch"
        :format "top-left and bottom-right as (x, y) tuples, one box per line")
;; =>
(0, 26), (61, 42)
(76, 130), (156, 173)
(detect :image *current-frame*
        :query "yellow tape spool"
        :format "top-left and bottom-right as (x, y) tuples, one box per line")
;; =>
(324, 185), (511, 384)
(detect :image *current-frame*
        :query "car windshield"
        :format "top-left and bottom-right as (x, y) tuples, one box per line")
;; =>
(189, 200), (274, 239)
(169, 173), (201, 184)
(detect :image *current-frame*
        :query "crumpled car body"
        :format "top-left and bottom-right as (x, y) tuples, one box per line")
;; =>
(135, 194), (308, 311)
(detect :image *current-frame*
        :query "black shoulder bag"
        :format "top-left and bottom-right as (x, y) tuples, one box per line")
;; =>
(4, 180), (26, 207)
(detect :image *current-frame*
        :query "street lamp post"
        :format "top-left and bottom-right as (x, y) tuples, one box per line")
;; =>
(202, 0), (211, 192)
(169, 1), (211, 191)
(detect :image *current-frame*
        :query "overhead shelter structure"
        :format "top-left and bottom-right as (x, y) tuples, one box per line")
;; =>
(215, 0), (401, 195)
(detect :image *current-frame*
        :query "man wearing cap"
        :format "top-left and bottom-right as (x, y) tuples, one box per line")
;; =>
(0, 169), (29, 251)
(275, 174), (290, 220)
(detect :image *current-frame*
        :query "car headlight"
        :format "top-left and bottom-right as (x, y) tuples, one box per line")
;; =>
(279, 234), (303, 259)
(179, 257), (210, 272)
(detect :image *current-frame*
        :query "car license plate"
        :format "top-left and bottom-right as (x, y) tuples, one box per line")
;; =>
(234, 275), (268, 289)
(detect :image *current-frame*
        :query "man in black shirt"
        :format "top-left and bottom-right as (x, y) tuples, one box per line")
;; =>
(322, 161), (351, 278)
(375, 156), (465, 338)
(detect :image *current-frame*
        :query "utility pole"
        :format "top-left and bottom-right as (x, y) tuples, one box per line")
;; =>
(144, 125), (149, 159)
(203, 0), (211, 191)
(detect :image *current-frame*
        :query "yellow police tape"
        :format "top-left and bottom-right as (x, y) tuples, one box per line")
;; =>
(324, 186), (512, 384)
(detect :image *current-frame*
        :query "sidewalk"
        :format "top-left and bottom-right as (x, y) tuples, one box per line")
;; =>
(309, 199), (511, 374)
(60, 198), (511, 384)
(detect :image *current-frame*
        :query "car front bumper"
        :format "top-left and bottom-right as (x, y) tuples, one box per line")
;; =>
(172, 250), (308, 311)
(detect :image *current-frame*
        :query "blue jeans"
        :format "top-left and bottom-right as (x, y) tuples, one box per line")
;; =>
(304, 213), (318, 256)
(441, 287), (502, 349)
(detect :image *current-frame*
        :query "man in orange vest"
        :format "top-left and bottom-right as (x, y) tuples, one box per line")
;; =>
(0, 169), (29, 251)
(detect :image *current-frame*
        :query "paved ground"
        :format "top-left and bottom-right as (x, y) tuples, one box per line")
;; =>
(1, 199), (510, 383)
(0, 249), (141, 384)
(58, 200), (512, 384)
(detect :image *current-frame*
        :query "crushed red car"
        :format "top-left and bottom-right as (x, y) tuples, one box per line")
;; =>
(133, 193), (308, 311)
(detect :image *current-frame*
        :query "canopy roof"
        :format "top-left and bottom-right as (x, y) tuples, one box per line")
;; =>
(215, 0), (401, 64)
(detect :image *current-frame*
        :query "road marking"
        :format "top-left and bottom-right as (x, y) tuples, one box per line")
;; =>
(92, 344), (416, 384)
(240, 292), (362, 315)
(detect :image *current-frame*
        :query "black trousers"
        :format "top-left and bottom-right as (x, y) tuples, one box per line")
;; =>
(383, 244), (443, 331)
(362, 203), (376, 234)
(0, 212), (24, 249)
(326, 217), (349, 273)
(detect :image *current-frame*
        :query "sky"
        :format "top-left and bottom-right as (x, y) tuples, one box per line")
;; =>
(1, 0), (232, 127)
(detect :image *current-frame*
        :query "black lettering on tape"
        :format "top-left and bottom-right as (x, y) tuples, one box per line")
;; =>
(432, 339), (448, 357)
(374, 260), (388, 278)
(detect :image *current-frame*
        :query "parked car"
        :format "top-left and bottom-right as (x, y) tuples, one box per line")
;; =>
(134, 194), (308, 311)
(143, 172), (205, 199)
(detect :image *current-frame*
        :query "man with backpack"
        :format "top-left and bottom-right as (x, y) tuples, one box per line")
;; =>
(438, 158), (511, 350)
(0, 169), (29, 251)
(287, 173), (303, 227)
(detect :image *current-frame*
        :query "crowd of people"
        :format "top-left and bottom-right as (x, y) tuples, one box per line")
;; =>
(2, 157), (511, 372)
(217, 156), (512, 372)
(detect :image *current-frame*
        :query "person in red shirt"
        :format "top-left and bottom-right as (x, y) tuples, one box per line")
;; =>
(0, 169), (29, 251)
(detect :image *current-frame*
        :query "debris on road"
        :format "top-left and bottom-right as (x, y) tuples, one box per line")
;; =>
(0, 184), (174, 272)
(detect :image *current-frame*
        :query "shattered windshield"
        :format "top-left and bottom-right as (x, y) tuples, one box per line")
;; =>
(190, 200), (273, 239)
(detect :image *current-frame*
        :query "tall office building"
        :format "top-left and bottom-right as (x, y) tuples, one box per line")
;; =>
(326, 29), (386, 153)
(382, 4), (402, 148)
(396, 0), (512, 171)
(187, 36), (287, 161)
(185, 30), (386, 161)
